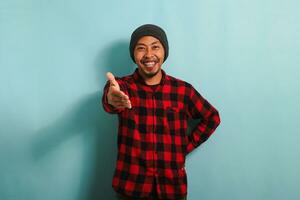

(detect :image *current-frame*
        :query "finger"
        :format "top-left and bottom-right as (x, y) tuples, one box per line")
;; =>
(113, 105), (130, 109)
(111, 89), (129, 100)
(127, 101), (132, 109)
(114, 101), (132, 109)
(108, 93), (130, 103)
(118, 91), (131, 108)
(110, 97), (129, 104)
(120, 92), (129, 101)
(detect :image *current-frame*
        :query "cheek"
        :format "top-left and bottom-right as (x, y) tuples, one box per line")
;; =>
(159, 53), (165, 62)
(134, 52), (143, 62)
(158, 50), (165, 60)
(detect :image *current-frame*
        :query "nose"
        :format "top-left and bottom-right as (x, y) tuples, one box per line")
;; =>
(145, 48), (153, 58)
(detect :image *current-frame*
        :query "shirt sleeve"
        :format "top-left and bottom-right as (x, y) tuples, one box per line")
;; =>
(101, 79), (127, 114)
(186, 85), (221, 154)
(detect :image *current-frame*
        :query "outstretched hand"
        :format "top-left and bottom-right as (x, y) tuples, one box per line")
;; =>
(106, 72), (132, 109)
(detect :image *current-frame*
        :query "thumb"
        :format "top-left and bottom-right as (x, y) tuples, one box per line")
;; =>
(106, 72), (119, 89)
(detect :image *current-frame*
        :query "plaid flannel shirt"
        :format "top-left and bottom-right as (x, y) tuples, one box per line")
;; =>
(102, 69), (220, 199)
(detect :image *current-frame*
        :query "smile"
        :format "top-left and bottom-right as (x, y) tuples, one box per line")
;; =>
(143, 61), (156, 67)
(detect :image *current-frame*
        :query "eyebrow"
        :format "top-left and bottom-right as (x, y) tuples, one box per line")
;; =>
(136, 40), (160, 46)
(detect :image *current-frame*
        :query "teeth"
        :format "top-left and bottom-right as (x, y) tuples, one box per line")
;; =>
(144, 62), (155, 67)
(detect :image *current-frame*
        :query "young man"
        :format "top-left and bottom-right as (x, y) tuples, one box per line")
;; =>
(102, 24), (221, 200)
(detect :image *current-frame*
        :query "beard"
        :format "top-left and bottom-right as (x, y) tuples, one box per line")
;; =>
(142, 67), (161, 78)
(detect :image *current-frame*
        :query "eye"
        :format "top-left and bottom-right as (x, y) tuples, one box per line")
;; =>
(152, 45), (160, 50)
(136, 46), (145, 51)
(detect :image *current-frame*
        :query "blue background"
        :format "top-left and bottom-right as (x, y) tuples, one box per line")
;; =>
(1, 0), (299, 199)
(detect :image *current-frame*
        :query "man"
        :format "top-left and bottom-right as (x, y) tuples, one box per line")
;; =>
(102, 24), (221, 200)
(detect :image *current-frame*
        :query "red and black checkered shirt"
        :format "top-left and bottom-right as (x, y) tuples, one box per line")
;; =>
(102, 69), (220, 199)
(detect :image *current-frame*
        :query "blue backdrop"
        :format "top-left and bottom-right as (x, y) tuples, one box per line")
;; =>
(1, 0), (299, 200)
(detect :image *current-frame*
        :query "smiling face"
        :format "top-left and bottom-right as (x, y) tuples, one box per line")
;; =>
(134, 36), (165, 85)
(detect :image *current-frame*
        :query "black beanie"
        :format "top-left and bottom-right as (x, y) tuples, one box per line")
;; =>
(129, 24), (169, 63)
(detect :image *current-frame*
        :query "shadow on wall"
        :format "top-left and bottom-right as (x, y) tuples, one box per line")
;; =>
(85, 40), (135, 200)
(99, 39), (135, 78)
(31, 40), (135, 200)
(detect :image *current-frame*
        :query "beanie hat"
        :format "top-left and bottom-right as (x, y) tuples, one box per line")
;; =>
(129, 24), (169, 63)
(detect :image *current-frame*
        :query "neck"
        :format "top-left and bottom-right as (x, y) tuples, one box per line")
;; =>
(140, 69), (162, 85)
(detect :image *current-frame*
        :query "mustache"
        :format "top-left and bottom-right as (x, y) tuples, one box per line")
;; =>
(141, 56), (159, 63)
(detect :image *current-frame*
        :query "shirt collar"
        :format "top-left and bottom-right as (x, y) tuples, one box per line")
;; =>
(133, 68), (167, 86)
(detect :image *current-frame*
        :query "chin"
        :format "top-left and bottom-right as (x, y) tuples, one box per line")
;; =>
(142, 67), (160, 77)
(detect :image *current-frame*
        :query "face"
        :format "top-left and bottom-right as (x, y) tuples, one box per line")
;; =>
(134, 36), (165, 82)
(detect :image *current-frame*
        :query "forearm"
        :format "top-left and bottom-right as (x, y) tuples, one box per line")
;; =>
(186, 85), (221, 154)
(186, 109), (220, 153)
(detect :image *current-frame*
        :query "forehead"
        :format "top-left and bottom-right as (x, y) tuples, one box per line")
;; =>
(136, 36), (162, 46)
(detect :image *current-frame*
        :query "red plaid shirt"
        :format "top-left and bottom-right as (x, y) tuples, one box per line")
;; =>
(102, 69), (220, 199)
